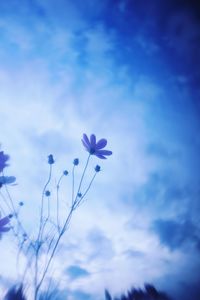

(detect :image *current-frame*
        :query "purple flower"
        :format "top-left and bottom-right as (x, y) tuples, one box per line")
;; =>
(0, 176), (16, 188)
(0, 216), (10, 233)
(82, 134), (112, 159)
(0, 151), (10, 173)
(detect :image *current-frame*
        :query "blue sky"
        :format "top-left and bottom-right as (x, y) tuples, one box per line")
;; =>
(0, 0), (200, 299)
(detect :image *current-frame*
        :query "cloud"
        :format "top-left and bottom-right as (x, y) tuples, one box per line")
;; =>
(152, 218), (200, 252)
(70, 289), (93, 300)
(0, 1), (200, 300)
(39, 287), (94, 300)
(146, 143), (178, 160)
(122, 249), (145, 259)
(66, 265), (90, 280)
(86, 228), (115, 261)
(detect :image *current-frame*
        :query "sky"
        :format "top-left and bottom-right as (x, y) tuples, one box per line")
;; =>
(0, 0), (200, 299)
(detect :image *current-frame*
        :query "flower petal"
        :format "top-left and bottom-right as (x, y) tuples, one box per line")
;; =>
(96, 139), (107, 149)
(0, 176), (16, 184)
(0, 151), (10, 173)
(95, 153), (107, 159)
(0, 226), (10, 232)
(90, 134), (96, 148)
(82, 134), (90, 147)
(6, 176), (16, 184)
(96, 149), (112, 156)
(0, 216), (10, 227)
(81, 139), (90, 151)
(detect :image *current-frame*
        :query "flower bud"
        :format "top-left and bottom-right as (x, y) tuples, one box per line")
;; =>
(45, 190), (51, 197)
(48, 154), (55, 164)
(95, 165), (101, 172)
(73, 158), (79, 166)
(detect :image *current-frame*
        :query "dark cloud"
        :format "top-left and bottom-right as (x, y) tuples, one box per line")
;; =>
(152, 218), (200, 251)
(133, 171), (191, 211)
(1, 0), (200, 102)
(131, 159), (200, 223)
(175, 280), (200, 300)
(65, 265), (90, 280)
(98, 0), (200, 107)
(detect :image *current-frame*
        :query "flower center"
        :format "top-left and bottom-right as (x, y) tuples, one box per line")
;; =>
(89, 147), (95, 154)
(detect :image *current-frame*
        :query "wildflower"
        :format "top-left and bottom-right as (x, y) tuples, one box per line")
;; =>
(0, 216), (10, 233)
(45, 190), (51, 197)
(0, 151), (10, 173)
(63, 170), (68, 176)
(82, 134), (112, 159)
(48, 154), (55, 165)
(0, 176), (16, 188)
(73, 158), (79, 166)
(95, 165), (101, 172)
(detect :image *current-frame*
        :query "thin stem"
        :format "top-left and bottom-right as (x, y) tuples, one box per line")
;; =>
(21, 245), (35, 284)
(80, 172), (97, 199)
(34, 163), (52, 300)
(38, 164), (52, 239)
(34, 249), (39, 300)
(3, 177), (17, 214)
(33, 155), (92, 298)
(47, 195), (50, 219)
(35, 205), (75, 297)
(56, 174), (63, 230)
(71, 165), (75, 205)
(74, 154), (90, 205)
(0, 189), (33, 248)
(74, 172), (97, 209)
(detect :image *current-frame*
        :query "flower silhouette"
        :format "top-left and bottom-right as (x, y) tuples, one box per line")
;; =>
(0, 176), (16, 188)
(0, 216), (10, 233)
(0, 151), (10, 173)
(82, 134), (112, 159)
(4, 284), (26, 300)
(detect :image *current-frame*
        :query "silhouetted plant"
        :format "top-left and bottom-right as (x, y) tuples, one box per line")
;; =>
(105, 284), (172, 300)
(4, 285), (26, 300)
(105, 289), (112, 300)
(0, 134), (112, 300)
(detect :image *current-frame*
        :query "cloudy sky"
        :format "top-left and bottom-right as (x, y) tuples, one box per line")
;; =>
(0, 0), (200, 299)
